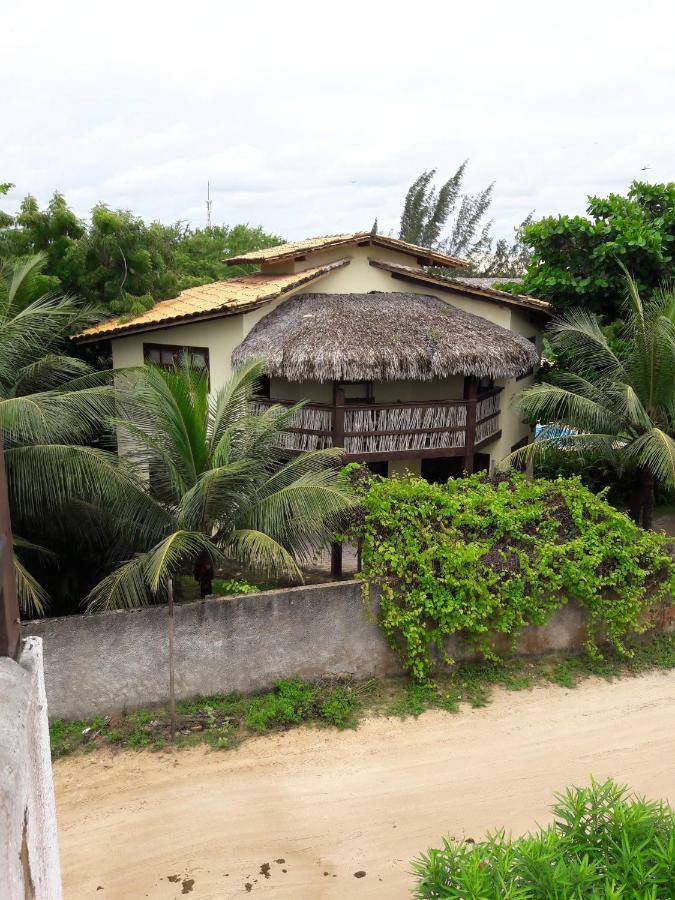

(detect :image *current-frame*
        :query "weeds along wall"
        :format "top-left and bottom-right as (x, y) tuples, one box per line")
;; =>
(20, 581), (656, 721)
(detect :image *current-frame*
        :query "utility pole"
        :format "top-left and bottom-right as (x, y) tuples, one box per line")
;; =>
(206, 180), (212, 230)
(0, 433), (20, 660)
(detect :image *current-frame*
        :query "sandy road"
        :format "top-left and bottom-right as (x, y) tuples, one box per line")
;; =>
(54, 671), (675, 899)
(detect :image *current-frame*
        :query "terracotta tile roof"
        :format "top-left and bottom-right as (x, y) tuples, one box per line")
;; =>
(368, 258), (552, 315)
(73, 258), (351, 342)
(224, 232), (468, 269)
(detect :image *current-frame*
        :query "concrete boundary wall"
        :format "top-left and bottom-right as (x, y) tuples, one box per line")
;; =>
(23, 581), (596, 721)
(0, 638), (62, 899)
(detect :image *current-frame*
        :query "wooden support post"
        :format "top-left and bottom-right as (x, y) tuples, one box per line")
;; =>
(330, 384), (345, 579)
(0, 434), (20, 660)
(463, 378), (478, 474)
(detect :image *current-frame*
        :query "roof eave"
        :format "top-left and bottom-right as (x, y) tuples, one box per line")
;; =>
(72, 257), (352, 344)
(368, 259), (552, 317)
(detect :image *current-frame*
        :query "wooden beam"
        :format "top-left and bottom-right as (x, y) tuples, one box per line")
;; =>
(330, 384), (345, 579)
(463, 378), (478, 474)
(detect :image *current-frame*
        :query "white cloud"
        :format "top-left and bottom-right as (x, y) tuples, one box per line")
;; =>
(2, 0), (673, 242)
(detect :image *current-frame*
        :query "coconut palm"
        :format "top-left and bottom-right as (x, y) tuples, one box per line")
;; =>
(511, 270), (675, 528)
(86, 359), (355, 611)
(1, 253), (157, 614)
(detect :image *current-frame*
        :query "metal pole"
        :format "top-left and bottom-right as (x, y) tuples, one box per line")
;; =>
(167, 578), (176, 742)
(0, 433), (21, 660)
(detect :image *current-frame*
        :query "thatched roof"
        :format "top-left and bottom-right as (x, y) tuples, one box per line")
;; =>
(232, 292), (540, 382)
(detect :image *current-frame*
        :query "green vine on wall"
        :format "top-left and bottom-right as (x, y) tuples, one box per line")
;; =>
(350, 471), (673, 682)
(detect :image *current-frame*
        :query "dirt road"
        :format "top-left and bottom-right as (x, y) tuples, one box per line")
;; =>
(55, 671), (675, 899)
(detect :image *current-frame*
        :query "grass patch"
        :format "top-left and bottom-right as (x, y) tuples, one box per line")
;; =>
(50, 632), (675, 760)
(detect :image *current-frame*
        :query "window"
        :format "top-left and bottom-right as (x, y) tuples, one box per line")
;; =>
(143, 343), (210, 374)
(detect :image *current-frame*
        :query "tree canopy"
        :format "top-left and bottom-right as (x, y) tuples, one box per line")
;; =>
(505, 181), (675, 320)
(0, 186), (283, 318)
(397, 165), (531, 276)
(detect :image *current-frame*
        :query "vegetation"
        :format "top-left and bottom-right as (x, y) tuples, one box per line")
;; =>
(351, 471), (673, 682)
(413, 778), (675, 898)
(514, 271), (675, 528)
(0, 184), (282, 318)
(48, 632), (675, 758)
(0, 254), (153, 615)
(501, 181), (675, 319)
(397, 165), (531, 274)
(86, 360), (355, 610)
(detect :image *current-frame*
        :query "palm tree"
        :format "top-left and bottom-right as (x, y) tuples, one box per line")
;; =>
(86, 360), (355, 611)
(511, 270), (675, 528)
(1, 253), (156, 614)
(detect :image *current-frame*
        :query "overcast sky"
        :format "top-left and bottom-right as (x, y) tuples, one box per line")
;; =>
(2, 0), (673, 243)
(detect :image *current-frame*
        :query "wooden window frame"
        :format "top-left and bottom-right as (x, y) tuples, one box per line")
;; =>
(143, 342), (210, 376)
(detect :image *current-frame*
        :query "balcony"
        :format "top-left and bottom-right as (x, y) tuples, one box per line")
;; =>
(253, 387), (502, 463)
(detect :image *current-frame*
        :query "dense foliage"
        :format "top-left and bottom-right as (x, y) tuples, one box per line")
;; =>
(86, 360), (355, 611)
(413, 779), (675, 899)
(353, 472), (673, 682)
(0, 184), (282, 318)
(515, 271), (675, 528)
(502, 181), (675, 319)
(0, 254), (154, 614)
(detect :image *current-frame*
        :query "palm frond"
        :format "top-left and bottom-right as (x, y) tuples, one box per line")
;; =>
(624, 429), (675, 487)
(13, 554), (49, 617)
(222, 528), (303, 582)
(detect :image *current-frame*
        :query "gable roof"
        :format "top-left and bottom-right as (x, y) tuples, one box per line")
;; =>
(224, 231), (468, 269)
(368, 259), (552, 315)
(73, 258), (350, 343)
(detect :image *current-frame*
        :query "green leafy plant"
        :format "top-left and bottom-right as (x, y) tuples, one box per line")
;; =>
(86, 360), (355, 610)
(512, 270), (675, 528)
(245, 679), (315, 732)
(412, 778), (675, 898)
(354, 472), (673, 682)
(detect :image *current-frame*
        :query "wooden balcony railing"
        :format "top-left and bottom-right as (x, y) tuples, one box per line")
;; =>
(253, 387), (502, 463)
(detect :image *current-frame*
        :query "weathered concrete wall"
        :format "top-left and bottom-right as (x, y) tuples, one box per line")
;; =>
(25, 582), (401, 720)
(0, 638), (62, 899)
(23, 581), (603, 722)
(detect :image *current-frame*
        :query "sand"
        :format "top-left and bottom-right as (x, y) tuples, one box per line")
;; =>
(54, 670), (675, 899)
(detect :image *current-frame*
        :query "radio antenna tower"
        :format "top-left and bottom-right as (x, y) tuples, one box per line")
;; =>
(206, 181), (212, 229)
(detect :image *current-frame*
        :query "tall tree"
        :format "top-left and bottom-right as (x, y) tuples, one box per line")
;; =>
(174, 223), (283, 289)
(87, 360), (355, 611)
(0, 254), (155, 614)
(511, 269), (675, 528)
(0, 185), (284, 319)
(398, 164), (494, 261)
(508, 181), (675, 319)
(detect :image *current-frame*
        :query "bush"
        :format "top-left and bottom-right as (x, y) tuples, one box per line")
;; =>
(354, 472), (673, 681)
(244, 679), (315, 732)
(412, 779), (675, 898)
(243, 679), (358, 733)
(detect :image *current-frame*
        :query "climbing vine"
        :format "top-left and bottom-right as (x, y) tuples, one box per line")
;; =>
(351, 471), (673, 682)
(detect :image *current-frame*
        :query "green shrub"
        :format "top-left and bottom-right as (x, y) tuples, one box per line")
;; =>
(212, 577), (267, 595)
(318, 685), (356, 728)
(354, 473), (673, 681)
(412, 779), (675, 898)
(244, 679), (315, 732)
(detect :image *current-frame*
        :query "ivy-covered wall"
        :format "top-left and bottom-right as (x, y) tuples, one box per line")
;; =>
(352, 472), (674, 682)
